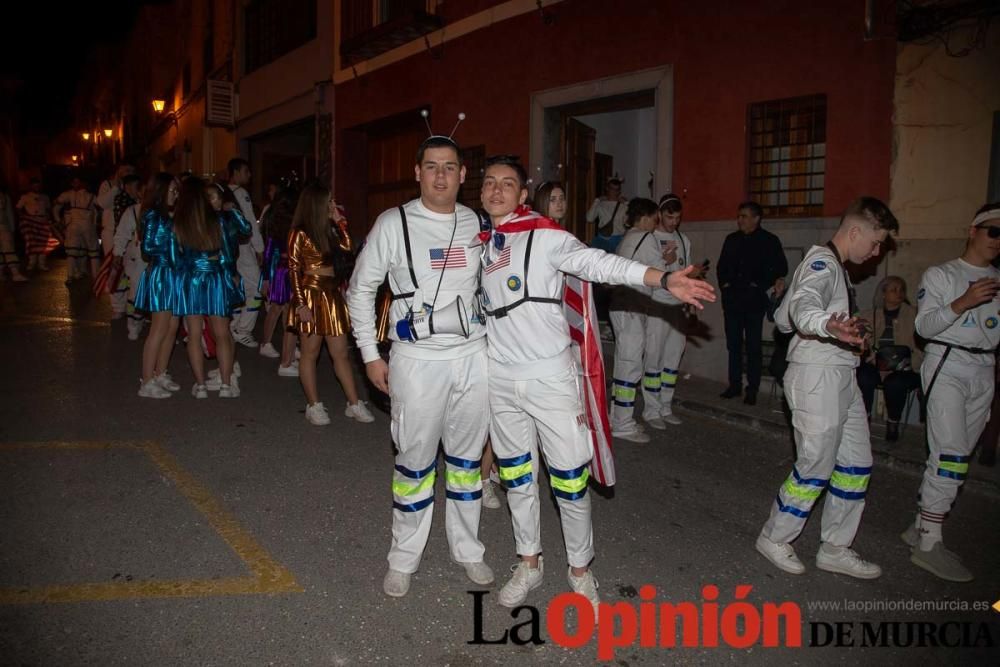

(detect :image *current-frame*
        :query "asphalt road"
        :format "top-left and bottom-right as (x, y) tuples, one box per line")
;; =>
(1, 262), (998, 666)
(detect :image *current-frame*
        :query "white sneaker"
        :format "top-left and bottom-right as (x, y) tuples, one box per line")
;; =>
(567, 568), (600, 613)
(277, 363), (299, 377)
(910, 542), (973, 582)
(498, 558), (544, 608)
(233, 333), (258, 348)
(383, 569), (411, 597)
(206, 363), (242, 390)
(294, 347), (301, 360)
(191, 383), (208, 399)
(127, 325), (141, 341)
(481, 480), (502, 509)
(259, 342), (280, 358)
(661, 411), (683, 425)
(755, 534), (806, 574)
(644, 416), (667, 430)
(816, 544), (882, 580)
(137, 379), (171, 399)
(462, 561), (495, 586)
(345, 401), (375, 423)
(219, 376), (240, 398)
(612, 428), (650, 443)
(155, 372), (180, 392)
(305, 402), (331, 426)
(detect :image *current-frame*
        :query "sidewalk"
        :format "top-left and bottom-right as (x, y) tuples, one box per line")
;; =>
(669, 373), (1000, 496)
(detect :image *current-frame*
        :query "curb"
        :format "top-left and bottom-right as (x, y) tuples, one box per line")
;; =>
(673, 396), (1000, 499)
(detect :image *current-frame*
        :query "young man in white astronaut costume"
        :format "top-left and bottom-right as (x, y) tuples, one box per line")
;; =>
(642, 194), (704, 428)
(901, 202), (1000, 583)
(476, 155), (714, 608)
(757, 197), (898, 579)
(228, 158), (265, 348)
(348, 135), (494, 598)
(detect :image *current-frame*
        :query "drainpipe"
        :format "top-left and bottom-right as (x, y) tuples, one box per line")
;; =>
(314, 77), (333, 186)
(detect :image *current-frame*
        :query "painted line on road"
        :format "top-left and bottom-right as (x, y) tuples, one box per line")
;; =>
(0, 314), (110, 329)
(0, 440), (302, 604)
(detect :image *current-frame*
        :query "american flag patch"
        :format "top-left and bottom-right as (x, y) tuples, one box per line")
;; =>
(484, 247), (511, 274)
(429, 247), (467, 269)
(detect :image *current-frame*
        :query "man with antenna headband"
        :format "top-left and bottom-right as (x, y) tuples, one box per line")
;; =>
(348, 112), (495, 598)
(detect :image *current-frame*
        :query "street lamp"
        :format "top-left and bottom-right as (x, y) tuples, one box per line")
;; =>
(104, 128), (113, 138)
(152, 99), (166, 113)
(82, 132), (90, 141)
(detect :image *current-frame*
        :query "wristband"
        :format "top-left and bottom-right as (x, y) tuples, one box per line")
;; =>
(660, 272), (672, 290)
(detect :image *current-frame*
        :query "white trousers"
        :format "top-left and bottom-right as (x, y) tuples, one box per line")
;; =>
(609, 308), (646, 432)
(918, 359), (993, 518)
(124, 254), (147, 337)
(65, 221), (98, 275)
(387, 349), (490, 573)
(761, 364), (872, 547)
(643, 304), (687, 418)
(231, 245), (261, 335)
(490, 364), (595, 568)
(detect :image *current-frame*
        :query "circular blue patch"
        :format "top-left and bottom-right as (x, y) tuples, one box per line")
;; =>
(810, 260), (827, 271)
(987, 317), (998, 329)
(917, 288), (926, 300)
(506, 275), (522, 292)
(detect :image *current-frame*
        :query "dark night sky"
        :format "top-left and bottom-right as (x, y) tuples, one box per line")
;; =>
(0, 2), (152, 135)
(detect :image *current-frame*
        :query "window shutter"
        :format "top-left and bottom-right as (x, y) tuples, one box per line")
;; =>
(206, 80), (235, 128)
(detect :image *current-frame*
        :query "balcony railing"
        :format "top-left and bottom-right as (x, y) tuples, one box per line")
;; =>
(340, 0), (442, 65)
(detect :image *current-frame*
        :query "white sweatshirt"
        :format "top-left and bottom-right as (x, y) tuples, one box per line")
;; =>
(586, 198), (628, 236)
(775, 244), (859, 367)
(480, 213), (649, 379)
(348, 198), (486, 363)
(229, 184), (264, 253)
(915, 258), (1000, 368)
(651, 228), (690, 305)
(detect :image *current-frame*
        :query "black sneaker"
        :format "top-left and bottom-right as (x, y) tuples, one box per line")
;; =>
(719, 386), (741, 399)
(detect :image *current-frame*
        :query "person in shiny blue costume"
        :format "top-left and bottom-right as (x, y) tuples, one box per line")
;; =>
(173, 177), (249, 397)
(135, 173), (181, 398)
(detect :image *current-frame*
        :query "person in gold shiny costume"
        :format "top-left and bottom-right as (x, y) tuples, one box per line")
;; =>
(287, 182), (374, 426)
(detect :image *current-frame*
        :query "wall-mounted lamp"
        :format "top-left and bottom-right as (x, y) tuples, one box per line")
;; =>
(104, 128), (113, 138)
(152, 99), (166, 113)
(81, 132), (90, 141)
(71, 155), (78, 161)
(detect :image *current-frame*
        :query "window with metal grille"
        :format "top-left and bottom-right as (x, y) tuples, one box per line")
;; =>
(244, 0), (317, 74)
(458, 145), (486, 211)
(747, 94), (826, 217)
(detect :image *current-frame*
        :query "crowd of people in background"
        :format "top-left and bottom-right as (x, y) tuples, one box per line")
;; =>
(2, 138), (998, 596)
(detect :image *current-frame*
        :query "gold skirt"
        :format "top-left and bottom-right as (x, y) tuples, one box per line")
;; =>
(287, 274), (351, 337)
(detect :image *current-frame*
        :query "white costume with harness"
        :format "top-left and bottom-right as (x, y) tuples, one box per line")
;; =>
(114, 203), (147, 338)
(97, 180), (126, 313)
(643, 229), (692, 420)
(229, 184), (264, 336)
(54, 188), (98, 276)
(478, 206), (649, 567)
(913, 259), (1000, 532)
(762, 244), (872, 547)
(347, 199), (489, 575)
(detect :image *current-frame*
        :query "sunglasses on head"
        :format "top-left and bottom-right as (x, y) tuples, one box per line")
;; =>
(977, 225), (1000, 239)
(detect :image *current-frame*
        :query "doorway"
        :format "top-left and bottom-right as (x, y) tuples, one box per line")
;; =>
(246, 118), (316, 204)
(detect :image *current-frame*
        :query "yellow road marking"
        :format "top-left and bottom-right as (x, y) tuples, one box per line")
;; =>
(0, 314), (109, 329)
(0, 440), (302, 604)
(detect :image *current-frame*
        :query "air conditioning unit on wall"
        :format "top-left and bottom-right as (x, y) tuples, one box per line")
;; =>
(206, 80), (235, 128)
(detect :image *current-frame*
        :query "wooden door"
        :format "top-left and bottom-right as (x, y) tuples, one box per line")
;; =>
(594, 152), (614, 200)
(562, 116), (596, 241)
(365, 124), (424, 232)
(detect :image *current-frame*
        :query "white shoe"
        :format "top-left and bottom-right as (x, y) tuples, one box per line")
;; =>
(206, 363), (241, 390)
(127, 326), (141, 341)
(462, 561), (495, 586)
(612, 428), (650, 443)
(910, 542), (973, 582)
(498, 558), (544, 608)
(305, 402), (331, 426)
(294, 347), (301, 360)
(481, 480), (502, 509)
(383, 569), (411, 597)
(816, 544), (882, 580)
(155, 372), (180, 392)
(219, 376), (240, 398)
(233, 333), (258, 348)
(755, 534), (806, 574)
(137, 379), (171, 399)
(567, 568), (600, 613)
(661, 411), (682, 425)
(345, 401), (375, 423)
(259, 342), (280, 358)
(277, 363), (299, 377)
(191, 383), (208, 399)
(644, 416), (667, 430)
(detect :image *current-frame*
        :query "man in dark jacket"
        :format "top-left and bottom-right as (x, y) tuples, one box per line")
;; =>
(717, 201), (788, 404)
